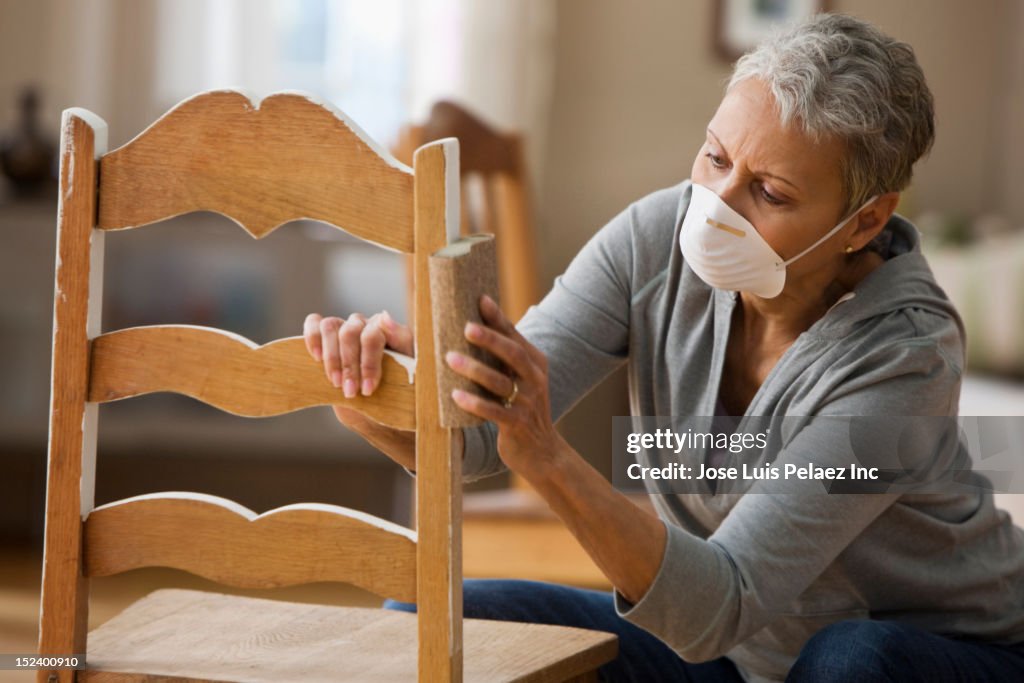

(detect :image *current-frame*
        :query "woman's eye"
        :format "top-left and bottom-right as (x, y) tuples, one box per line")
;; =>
(705, 152), (727, 169)
(760, 187), (784, 205)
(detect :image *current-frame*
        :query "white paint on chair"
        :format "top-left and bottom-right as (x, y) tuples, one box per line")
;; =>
(64, 107), (109, 160)
(257, 502), (417, 540)
(91, 491), (258, 519)
(89, 491), (418, 541)
(274, 90), (413, 174)
(384, 348), (417, 383)
(440, 137), (461, 245)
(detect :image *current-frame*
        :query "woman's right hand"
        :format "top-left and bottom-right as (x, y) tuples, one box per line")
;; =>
(303, 310), (418, 470)
(304, 310), (414, 398)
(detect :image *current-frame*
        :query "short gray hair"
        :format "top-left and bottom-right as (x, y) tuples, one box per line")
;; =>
(728, 13), (935, 218)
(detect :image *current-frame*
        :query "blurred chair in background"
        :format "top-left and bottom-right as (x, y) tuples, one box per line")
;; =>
(394, 100), (541, 324)
(394, 101), (612, 590)
(38, 90), (616, 682)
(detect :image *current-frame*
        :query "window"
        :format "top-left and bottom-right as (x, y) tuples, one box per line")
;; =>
(155, 0), (414, 144)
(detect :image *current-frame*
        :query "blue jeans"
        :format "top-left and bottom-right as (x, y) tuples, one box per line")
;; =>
(382, 578), (1024, 682)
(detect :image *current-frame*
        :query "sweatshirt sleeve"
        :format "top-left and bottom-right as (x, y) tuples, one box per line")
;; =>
(459, 200), (641, 481)
(612, 337), (962, 661)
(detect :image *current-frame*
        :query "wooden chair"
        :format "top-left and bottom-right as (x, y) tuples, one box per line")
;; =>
(393, 101), (624, 590)
(37, 90), (616, 683)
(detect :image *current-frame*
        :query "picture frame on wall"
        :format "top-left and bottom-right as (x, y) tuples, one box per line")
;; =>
(714, 0), (831, 62)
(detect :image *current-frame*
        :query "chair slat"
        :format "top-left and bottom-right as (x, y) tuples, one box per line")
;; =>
(97, 90), (415, 251)
(83, 493), (418, 602)
(88, 325), (416, 427)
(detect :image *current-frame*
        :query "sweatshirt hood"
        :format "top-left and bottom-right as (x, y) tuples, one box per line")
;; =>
(814, 213), (965, 340)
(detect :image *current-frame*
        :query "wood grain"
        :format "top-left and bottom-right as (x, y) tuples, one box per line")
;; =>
(429, 233), (501, 427)
(81, 589), (618, 683)
(88, 325), (415, 427)
(97, 90), (416, 251)
(37, 108), (107, 683)
(83, 493), (417, 602)
(413, 139), (463, 682)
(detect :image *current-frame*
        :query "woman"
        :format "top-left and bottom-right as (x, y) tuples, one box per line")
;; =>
(303, 13), (1024, 682)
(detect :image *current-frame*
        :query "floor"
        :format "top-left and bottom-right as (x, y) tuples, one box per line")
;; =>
(0, 543), (381, 683)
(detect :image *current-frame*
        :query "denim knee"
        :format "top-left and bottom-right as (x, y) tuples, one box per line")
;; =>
(787, 619), (907, 683)
(382, 598), (417, 613)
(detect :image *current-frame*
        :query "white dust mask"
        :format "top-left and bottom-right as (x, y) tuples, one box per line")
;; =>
(679, 183), (878, 298)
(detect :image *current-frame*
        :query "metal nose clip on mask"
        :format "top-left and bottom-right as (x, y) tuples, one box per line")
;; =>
(679, 183), (878, 298)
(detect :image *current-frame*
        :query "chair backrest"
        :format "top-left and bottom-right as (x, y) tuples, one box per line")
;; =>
(394, 100), (541, 324)
(38, 90), (479, 683)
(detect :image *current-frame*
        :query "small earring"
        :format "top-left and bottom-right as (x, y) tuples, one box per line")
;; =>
(845, 245), (854, 254)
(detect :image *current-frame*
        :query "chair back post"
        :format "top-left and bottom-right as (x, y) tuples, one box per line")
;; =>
(412, 138), (464, 682)
(37, 107), (108, 683)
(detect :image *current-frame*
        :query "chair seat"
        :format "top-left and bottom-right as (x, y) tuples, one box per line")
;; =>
(81, 588), (617, 682)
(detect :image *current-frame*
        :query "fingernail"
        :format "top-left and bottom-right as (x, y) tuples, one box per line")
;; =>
(331, 371), (343, 388)
(465, 322), (481, 339)
(343, 379), (357, 398)
(361, 378), (374, 396)
(451, 389), (465, 401)
(313, 349), (322, 361)
(445, 351), (462, 367)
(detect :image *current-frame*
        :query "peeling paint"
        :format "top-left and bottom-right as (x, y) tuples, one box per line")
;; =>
(63, 146), (74, 203)
(90, 492), (417, 540)
(384, 349), (416, 384)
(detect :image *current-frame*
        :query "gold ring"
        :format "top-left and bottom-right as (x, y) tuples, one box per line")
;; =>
(503, 379), (519, 408)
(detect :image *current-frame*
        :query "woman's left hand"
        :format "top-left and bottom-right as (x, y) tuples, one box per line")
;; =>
(444, 294), (565, 478)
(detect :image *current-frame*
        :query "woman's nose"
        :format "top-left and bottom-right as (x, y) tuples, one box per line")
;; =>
(709, 177), (755, 225)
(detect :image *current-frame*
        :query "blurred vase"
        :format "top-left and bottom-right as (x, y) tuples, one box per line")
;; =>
(0, 86), (57, 198)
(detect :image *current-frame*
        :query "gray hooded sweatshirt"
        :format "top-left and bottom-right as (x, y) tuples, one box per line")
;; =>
(458, 180), (1024, 682)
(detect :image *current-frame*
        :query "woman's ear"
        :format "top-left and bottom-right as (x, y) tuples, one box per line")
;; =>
(851, 192), (900, 249)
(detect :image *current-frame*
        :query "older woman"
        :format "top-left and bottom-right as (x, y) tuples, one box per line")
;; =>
(303, 13), (1024, 683)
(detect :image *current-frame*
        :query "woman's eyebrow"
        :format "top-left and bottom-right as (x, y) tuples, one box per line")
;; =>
(706, 127), (802, 196)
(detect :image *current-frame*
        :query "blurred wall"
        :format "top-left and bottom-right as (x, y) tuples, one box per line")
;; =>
(0, 0), (164, 147)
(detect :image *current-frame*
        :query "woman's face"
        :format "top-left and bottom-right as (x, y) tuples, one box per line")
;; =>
(691, 78), (851, 279)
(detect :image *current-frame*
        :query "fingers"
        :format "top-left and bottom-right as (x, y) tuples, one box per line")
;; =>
(380, 310), (414, 356)
(464, 318), (536, 383)
(444, 350), (516, 401)
(304, 313), (323, 362)
(319, 316), (344, 389)
(479, 294), (525, 345)
(338, 313), (368, 398)
(360, 310), (415, 395)
(304, 310), (416, 398)
(477, 294), (546, 369)
(478, 294), (512, 333)
(360, 315), (387, 396)
(451, 387), (513, 424)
